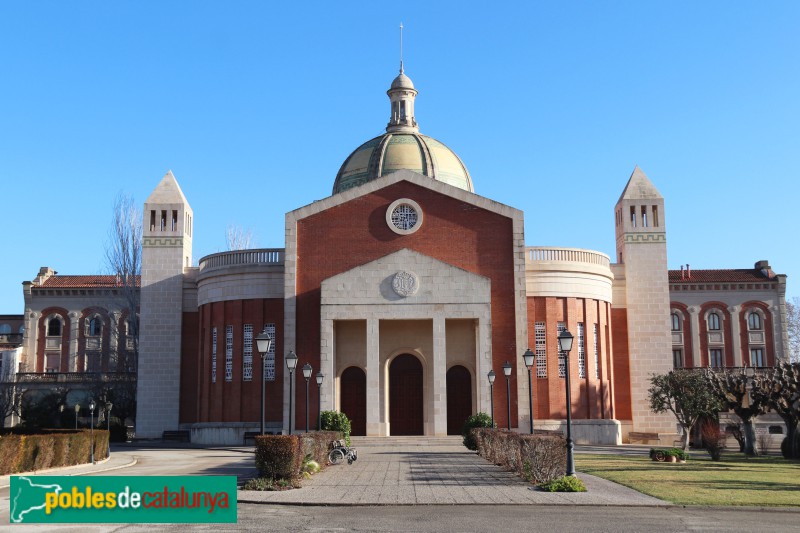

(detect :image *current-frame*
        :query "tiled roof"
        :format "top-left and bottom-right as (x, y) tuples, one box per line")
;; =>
(35, 275), (141, 289)
(668, 269), (775, 283)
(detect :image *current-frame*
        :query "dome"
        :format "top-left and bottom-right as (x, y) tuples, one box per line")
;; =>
(332, 67), (474, 195)
(333, 133), (474, 194)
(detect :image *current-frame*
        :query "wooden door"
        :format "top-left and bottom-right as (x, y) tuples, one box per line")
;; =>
(389, 354), (423, 435)
(340, 366), (366, 436)
(447, 365), (472, 435)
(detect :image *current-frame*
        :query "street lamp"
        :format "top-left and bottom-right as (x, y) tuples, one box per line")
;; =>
(255, 329), (274, 436)
(503, 361), (512, 431)
(522, 348), (535, 434)
(285, 350), (298, 434)
(89, 400), (96, 464)
(558, 329), (575, 476)
(487, 370), (496, 428)
(302, 363), (312, 433)
(105, 401), (113, 458)
(316, 372), (325, 430)
(59, 404), (64, 428)
(74, 404), (80, 430)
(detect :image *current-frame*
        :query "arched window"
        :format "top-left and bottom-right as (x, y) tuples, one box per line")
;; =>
(748, 312), (762, 331)
(47, 318), (62, 336)
(87, 316), (102, 336)
(708, 312), (721, 331)
(671, 313), (681, 331)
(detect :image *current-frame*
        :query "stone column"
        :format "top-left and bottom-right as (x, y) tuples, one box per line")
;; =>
(689, 306), (701, 368)
(366, 318), (382, 436)
(69, 311), (80, 372)
(729, 305), (742, 367)
(432, 316), (447, 436)
(320, 318), (335, 415)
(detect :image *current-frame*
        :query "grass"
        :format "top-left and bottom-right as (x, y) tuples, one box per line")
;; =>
(575, 452), (800, 506)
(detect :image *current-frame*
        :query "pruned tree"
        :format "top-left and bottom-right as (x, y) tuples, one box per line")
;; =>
(788, 297), (799, 364)
(648, 369), (722, 450)
(705, 368), (768, 456)
(225, 224), (256, 251)
(751, 362), (800, 459)
(0, 362), (20, 428)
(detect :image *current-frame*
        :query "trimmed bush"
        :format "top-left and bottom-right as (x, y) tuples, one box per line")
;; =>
(462, 412), (494, 450)
(299, 430), (341, 466)
(539, 475), (587, 492)
(320, 411), (351, 446)
(0, 430), (109, 475)
(472, 428), (567, 484)
(254, 435), (303, 481)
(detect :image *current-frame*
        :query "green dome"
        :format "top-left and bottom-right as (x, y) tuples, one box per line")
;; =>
(333, 133), (474, 195)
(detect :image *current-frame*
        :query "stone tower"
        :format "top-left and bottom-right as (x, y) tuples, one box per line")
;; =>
(135, 170), (193, 438)
(614, 167), (675, 434)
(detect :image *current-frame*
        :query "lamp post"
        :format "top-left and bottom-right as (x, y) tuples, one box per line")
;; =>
(316, 372), (325, 430)
(502, 361), (512, 430)
(558, 329), (575, 476)
(59, 404), (64, 428)
(285, 350), (298, 434)
(302, 363), (312, 433)
(255, 330), (274, 436)
(522, 348), (535, 434)
(105, 401), (113, 458)
(487, 370), (496, 428)
(74, 404), (80, 430)
(89, 400), (96, 464)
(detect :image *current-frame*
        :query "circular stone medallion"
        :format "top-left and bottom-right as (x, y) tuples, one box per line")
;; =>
(392, 271), (419, 297)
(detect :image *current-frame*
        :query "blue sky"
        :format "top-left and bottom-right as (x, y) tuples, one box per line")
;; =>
(1, 1), (798, 313)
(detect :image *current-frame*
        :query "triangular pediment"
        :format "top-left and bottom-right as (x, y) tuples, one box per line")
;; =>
(321, 248), (490, 306)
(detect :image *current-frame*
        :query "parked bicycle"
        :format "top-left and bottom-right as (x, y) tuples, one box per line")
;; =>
(328, 439), (358, 465)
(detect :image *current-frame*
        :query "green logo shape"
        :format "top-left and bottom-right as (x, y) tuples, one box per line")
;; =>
(10, 476), (237, 523)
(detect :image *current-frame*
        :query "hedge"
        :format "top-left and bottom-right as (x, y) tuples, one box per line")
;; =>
(472, 428), (566, 484)
(254, 431), (342, 481)
(0, 430), (109, 475)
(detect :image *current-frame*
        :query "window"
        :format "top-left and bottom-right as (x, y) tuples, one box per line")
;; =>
(641, 206), (648, 227)
(652, 205), (659, 227)
(671, 313), (681, 331)
(86, 352), (101, 373)
(630, 206), (636, 227)
(535, 322), (546, 378)
(748, 312), (762, 331)
(47, 318), (62, 336)
(87, 316), (102, 336)
(243, 324), (253, 381)
(211, 327), (217, 384)
(0, 324), (10, 335)
(709, 348), (724, 368)
(263, 323), (276, 381)
(45, 353), (59, 372)
(593, 324), (599, 379)
(225, 325), (233, 382)
(750, 348), (765, 367)
(557, 322), (566, 378)
(577, 323), (586, 379)
(708, 312), (721, 331)
(673, 349), (683, 368)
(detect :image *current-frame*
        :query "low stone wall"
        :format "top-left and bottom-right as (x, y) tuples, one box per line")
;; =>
(536, 419), (621, 445)
(184, 422), (283, 445)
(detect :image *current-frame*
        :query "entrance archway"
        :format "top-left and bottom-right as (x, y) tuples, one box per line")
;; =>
(340, 366), (366, 436)
(389, 354), (423, 435)
(447, 365), (472, 435)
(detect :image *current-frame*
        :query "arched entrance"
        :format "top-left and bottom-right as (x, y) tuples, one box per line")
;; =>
(389, 354), (424, 435)
(340, 366), (366, 436)
(447, 365), (472, 435)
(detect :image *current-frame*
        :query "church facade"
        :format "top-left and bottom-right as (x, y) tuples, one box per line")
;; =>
(11, 67), (788, 443)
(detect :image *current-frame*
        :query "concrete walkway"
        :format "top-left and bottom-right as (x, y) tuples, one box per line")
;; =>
(239, 437), (668, 506)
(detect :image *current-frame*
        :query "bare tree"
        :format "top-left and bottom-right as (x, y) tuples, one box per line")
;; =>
(0, 360), (19, 428)
(225, 224), (256, 250)
(103, 193), (141, 424)
(787, 297), (799, 364)
(705, 368), (767, 456)
(751, 362), (800, 459)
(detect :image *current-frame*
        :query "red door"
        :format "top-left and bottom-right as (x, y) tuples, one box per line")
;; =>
(447, 365), (472, 435)
(340, 366), (366, 436)
(389, 354), (424, 435)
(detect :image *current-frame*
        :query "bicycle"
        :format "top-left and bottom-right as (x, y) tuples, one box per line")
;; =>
(328, 439), (358, 465)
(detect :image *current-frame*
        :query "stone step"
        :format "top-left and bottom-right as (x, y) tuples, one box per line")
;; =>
(350, 436), (463, 447)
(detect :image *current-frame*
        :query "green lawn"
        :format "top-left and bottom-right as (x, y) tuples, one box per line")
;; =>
(575, 452), (800, 506)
